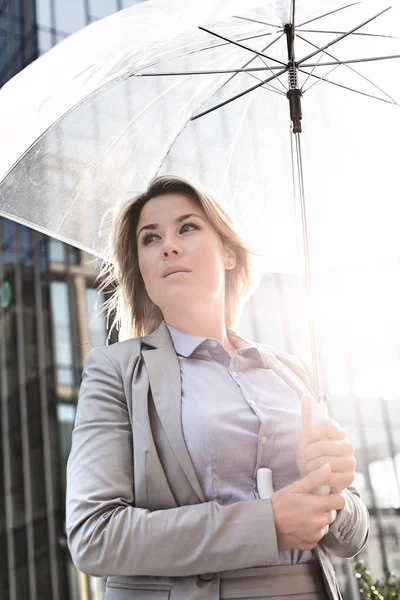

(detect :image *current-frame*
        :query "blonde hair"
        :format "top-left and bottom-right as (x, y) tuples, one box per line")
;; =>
(98, 175), (256, 338)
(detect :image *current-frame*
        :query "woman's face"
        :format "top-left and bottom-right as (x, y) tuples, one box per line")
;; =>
(137, 193), (234, 315)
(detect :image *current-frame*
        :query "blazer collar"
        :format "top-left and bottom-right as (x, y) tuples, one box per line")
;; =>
(142, 320), (174, 349)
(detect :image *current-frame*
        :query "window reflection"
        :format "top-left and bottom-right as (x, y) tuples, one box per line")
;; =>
(53, 0), (86, 34)
(89, 0), (118, 20)
(21, 227), (33, 266)
(369, 458), (400, 509)
(85, 288), (107, 348)
(2, 219), (16, 264)
(50, 281), (74, 385)
(49, 239), (65, 263)
(57, 403), (76, 495)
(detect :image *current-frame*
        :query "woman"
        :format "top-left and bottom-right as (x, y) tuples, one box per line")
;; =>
(66, 175), (369, 600)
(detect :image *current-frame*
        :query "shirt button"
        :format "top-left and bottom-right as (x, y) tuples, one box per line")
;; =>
(261, 436), (267, 444)
(210, 340), (218, 348)
(251, 400), (258, 407)
(232, 371), (238, 378)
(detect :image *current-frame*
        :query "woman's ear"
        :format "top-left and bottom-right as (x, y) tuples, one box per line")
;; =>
(225, 246), (237, 270)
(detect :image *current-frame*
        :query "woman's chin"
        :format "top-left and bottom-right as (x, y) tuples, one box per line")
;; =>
(158, 289), (203, 312)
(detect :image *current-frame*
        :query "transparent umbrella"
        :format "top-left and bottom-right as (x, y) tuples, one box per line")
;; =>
(0, 0), (399, 401)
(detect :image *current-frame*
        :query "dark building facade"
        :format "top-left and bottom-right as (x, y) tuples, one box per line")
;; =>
(0, 0), (37, 87)
(0, 219), (117, 599)
(1, 2), (400, 600)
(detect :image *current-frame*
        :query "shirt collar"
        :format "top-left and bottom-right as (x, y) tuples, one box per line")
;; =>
(166, 322), (257, 359)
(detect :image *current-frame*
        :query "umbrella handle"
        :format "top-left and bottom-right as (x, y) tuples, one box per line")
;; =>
(311, 401), (331, 496)
(257, 468), (274, 499)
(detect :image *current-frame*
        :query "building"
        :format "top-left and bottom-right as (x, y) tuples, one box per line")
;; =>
(0, 1), (400, 599)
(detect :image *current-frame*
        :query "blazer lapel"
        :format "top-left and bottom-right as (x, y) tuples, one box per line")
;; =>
(142, 323), (205, 503)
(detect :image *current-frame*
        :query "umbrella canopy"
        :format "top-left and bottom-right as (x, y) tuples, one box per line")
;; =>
(0, 0), (399, 276)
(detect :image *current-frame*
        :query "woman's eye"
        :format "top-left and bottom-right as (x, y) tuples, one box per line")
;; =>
(180, 222), (199, 233)
(142, 232), (160, 245)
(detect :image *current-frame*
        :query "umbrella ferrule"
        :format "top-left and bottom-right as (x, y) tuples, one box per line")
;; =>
(287, 88), (303, 134)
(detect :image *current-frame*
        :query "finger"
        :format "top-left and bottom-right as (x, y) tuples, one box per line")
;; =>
(327, 472), (355, 491)
(319, 492), (346, 512)
(305, 455), (356, 474)
(326, 510), (337, 525)
(308, 419), (347, 443)
(305, 440), (354, 462)
(322, 524), (329, 537)
(295, 462), (331, 494)
(301, 394), (314, 434)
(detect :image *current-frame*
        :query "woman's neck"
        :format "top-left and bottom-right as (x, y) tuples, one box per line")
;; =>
(164, 309), (237, 356)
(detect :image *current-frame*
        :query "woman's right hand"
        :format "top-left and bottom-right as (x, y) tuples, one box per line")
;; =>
(270, 463), (346, 551)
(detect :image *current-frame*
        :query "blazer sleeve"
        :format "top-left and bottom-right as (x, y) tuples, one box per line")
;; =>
(295, 356), (371, 559)
(319, 485), (370, 558)
(66, 347), (280, 578)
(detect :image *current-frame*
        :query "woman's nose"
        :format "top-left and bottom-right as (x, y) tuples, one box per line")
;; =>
(163, 239), (182, 257)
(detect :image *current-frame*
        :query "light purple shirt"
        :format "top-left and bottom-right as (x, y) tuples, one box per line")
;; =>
(167, 323), (317, 566)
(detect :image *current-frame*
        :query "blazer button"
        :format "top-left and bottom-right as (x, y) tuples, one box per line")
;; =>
(198, 573), (215, 581)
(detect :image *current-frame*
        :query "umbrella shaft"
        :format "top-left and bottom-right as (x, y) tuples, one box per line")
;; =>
(294, 132), (324, 402)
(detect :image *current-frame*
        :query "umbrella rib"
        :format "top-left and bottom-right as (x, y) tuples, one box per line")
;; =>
(136, 66), (285, 77)
(301, 54), (400, 68)
(251, 32), (288, 92)
(297, 67), (399, 105)
(198, 26), (287, 67)
(192, 34), (288, 112)
(246, 71), (286, 95)
(191, 67), (288, 121)
(296, 2), (362, 28)
(297, 6), (391, 65)
(201, 34), (287, 99)
(137, 32), (287, 79)
(138, 66), (288, 77)
(297, 33), (399, 104)
(193, 31), (277, 55)
(298, 29), (399, 39)
(299, 45), (327, 92)
(303, 62), (342, 95)
(232, 15), (281, 29)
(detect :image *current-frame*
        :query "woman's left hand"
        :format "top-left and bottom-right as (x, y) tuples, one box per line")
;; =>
(297, 395), (356, 494)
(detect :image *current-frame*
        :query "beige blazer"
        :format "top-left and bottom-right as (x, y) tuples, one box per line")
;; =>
(66, 321), (370, 600)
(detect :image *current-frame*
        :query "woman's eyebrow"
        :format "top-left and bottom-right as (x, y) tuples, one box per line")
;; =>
(137, 213), (204, 238)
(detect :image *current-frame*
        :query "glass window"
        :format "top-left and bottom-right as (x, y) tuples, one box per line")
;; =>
(21, 226), (33, 266)
(369, 457), (400, 509)
(121, 0), (145, 7)
(39, 234), (49, 273)
(50, 281), (74, 385)
(85, 288), (107, 348)
(54, 0), (87, 34)
(49, 238), (65, 263)
(2, 219), (16, 263)
(353, 470), (372, 509)
(37, 28), (53, 54)
(67, 245), (80, 265)
(57, 402), (76, 494)
(0, 280), (12, 309)
(89, 0), (117, 20)
(35, 0), (52, 28)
